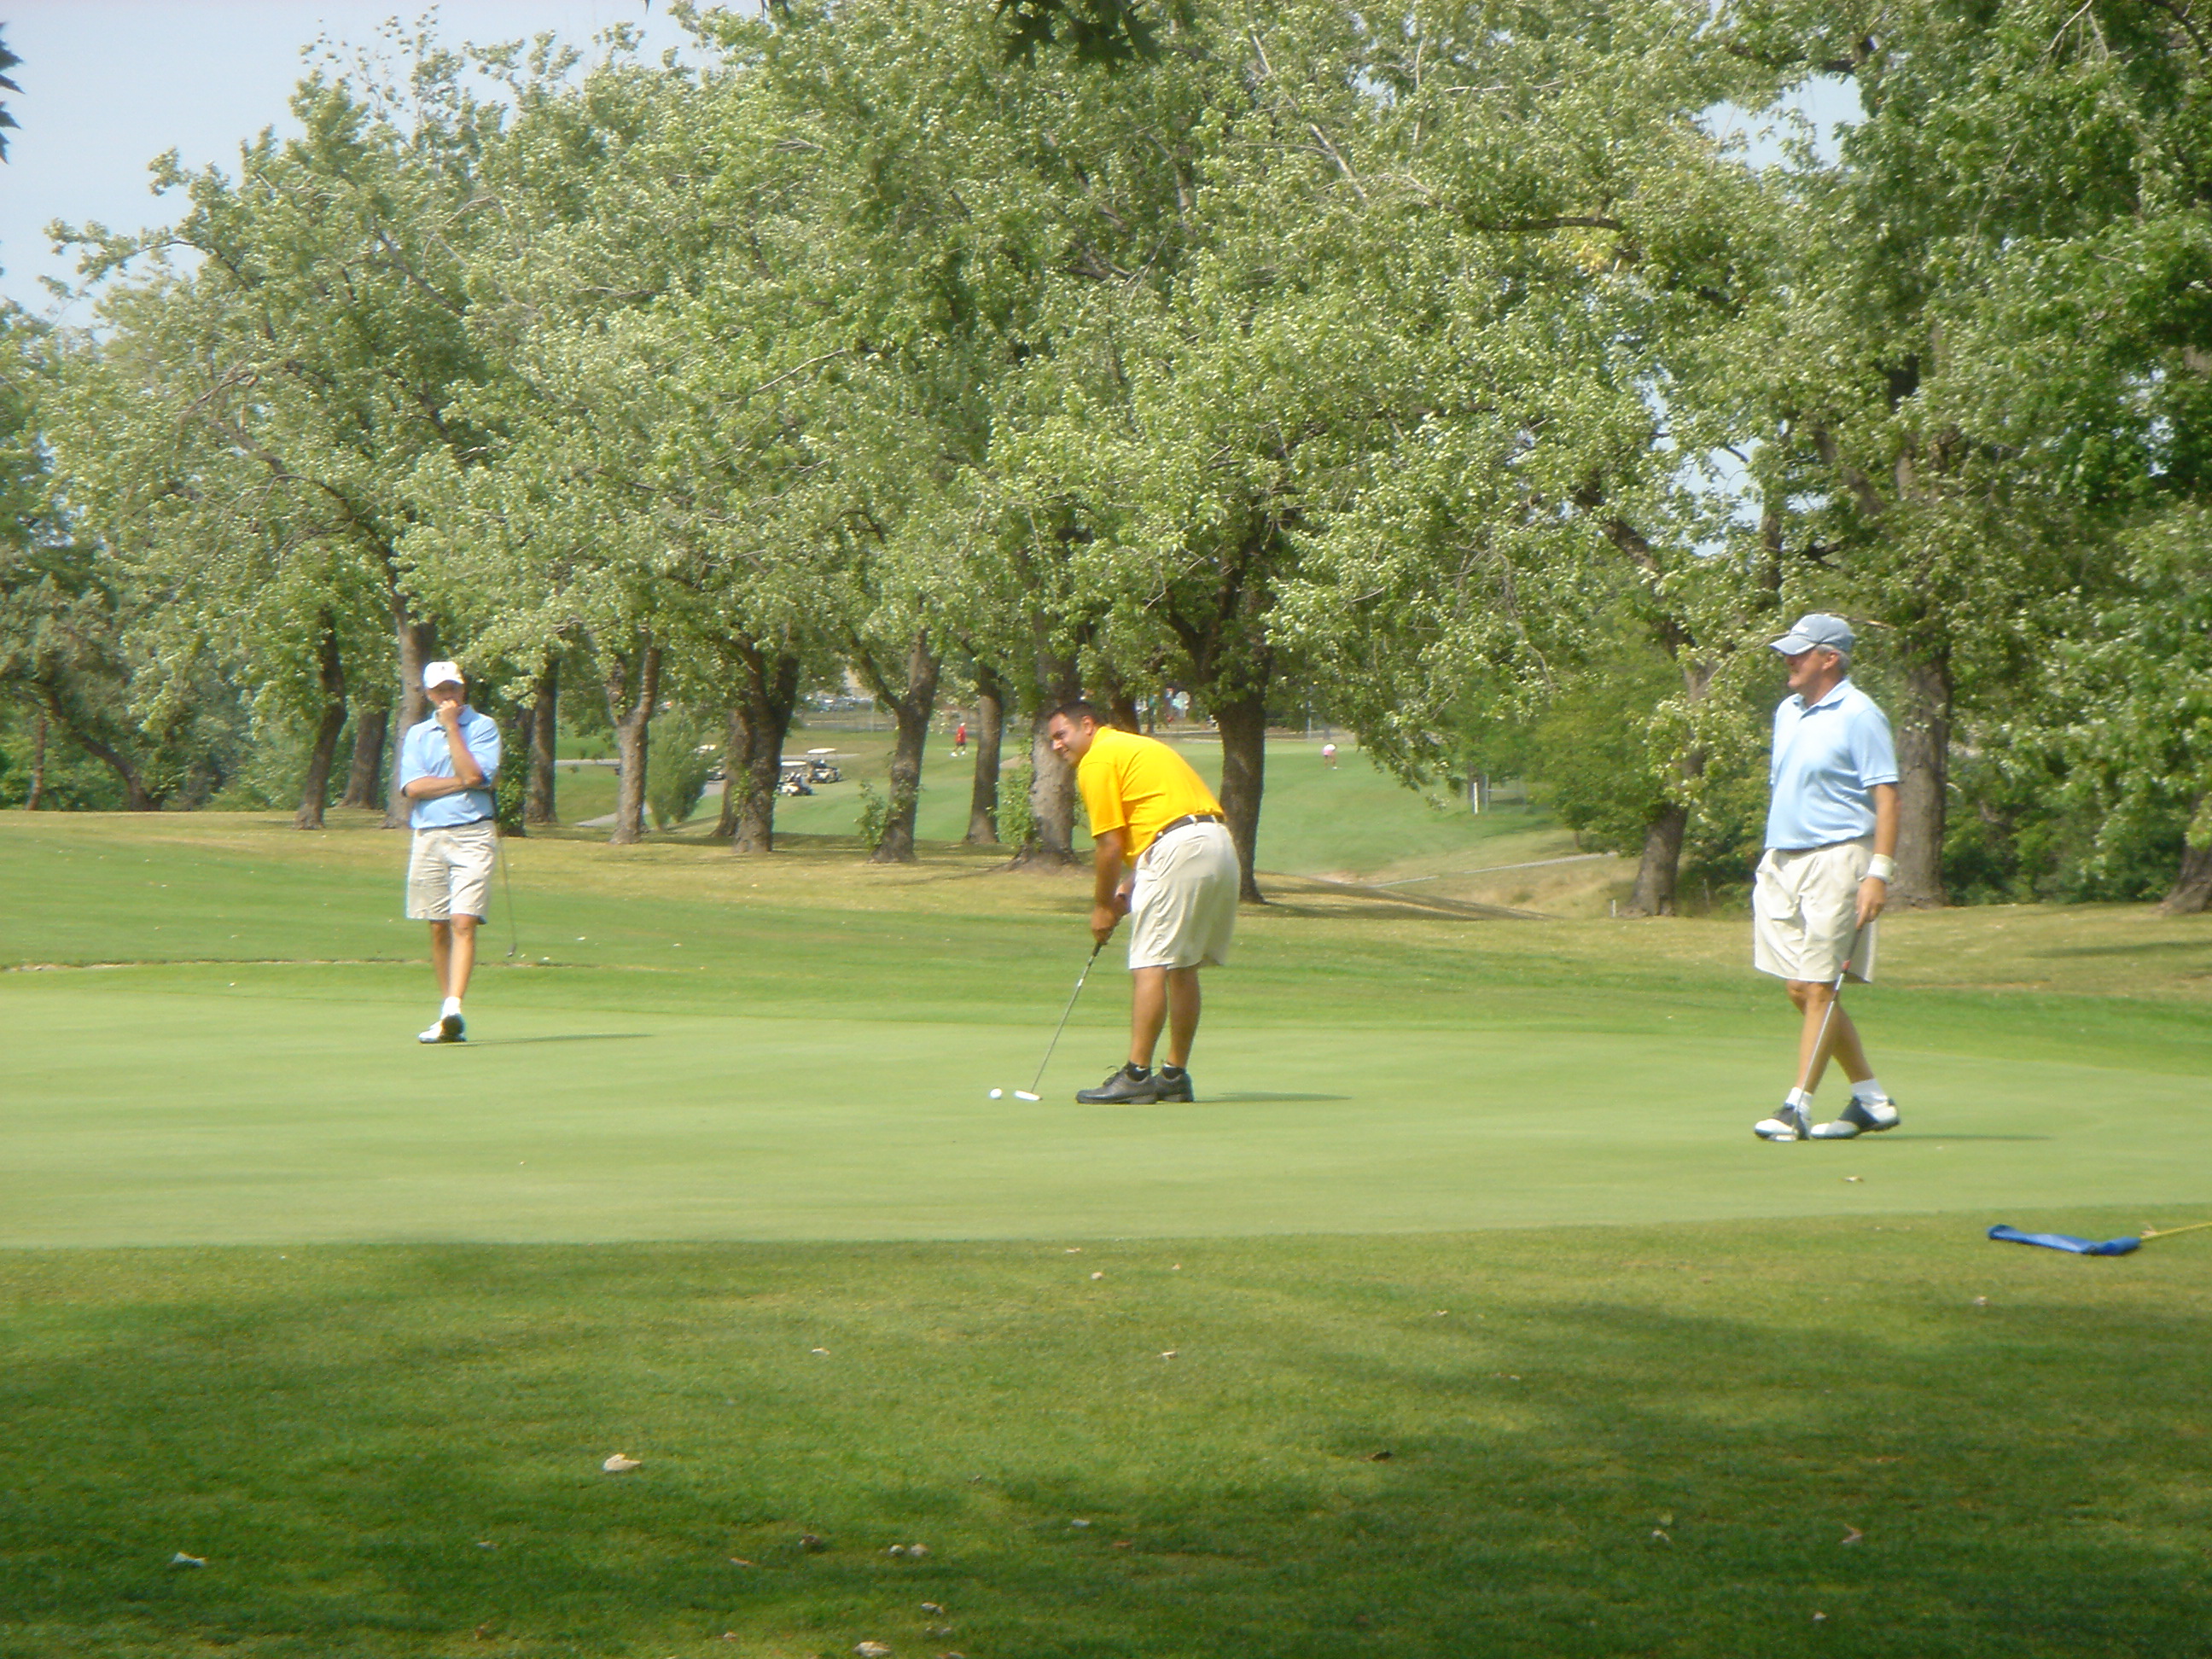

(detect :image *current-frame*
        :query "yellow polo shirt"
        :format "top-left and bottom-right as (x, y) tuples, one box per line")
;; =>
(1076, 726), (1223, 859)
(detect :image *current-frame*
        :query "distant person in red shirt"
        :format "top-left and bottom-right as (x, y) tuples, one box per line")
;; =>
(953, 719), (969, 758)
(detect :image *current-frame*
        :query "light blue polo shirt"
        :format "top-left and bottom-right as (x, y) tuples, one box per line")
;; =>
(397, 707), (503, 830)
(1765, 679), (1899, 850)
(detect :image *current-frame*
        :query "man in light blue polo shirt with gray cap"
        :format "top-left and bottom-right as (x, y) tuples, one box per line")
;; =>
(398, 661), (502, 1045)
(1751, 614), (1904, 1142)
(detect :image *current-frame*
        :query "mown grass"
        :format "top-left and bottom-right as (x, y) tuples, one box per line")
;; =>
(2, 810), (2209, 1655)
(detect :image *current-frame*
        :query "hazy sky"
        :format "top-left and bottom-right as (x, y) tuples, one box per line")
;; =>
(0, 3), (1858, 325)
(0, 2), (701, 315)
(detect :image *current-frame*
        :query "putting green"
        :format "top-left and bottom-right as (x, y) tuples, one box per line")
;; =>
(7, 950), (2208, 1248)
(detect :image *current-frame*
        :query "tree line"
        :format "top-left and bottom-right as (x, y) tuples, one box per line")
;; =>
(3, 0), (2209, 913)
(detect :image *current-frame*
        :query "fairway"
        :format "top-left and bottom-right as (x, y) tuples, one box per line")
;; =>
(4, 812), (2210, 1657)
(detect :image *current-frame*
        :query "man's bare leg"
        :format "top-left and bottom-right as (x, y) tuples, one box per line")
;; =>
(1164, 966), (1200, 1068)
(1130, 966), (1167, 1068)
(429, 921), (453, 997)
(1788, 979), (1873, 1092)
(444, 915), (478, 1002)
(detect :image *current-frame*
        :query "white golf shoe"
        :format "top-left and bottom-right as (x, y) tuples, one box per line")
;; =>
(1754, 1101), (1811, 1141)
(1811, 1097), (1900, 1138)
(417, 1012), (466, 1045)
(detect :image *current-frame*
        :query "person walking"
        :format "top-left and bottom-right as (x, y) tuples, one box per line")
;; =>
(1751, 614), (1903, 1141)
(398, 661), (503, 1045)
(953, 718), (969, 759)
(1045, 701), (1239, 1104)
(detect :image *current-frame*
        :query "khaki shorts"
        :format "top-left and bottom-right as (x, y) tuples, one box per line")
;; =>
(1753, 837), (1877, 983)
(406, 821), (497, 922)
(1127, 819), (1239, 970)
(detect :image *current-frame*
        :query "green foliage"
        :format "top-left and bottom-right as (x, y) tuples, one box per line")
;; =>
(0, 26), (19, 163)
(854, 776), (891, 849)
(992, 761), (1036, 851)
(647, 715), (715, 831)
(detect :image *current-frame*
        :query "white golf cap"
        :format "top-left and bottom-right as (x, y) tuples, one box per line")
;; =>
(422, 660), (467, 689)
(1768, 613), (1854, 656)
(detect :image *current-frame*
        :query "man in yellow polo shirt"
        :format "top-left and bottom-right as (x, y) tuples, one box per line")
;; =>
(1045, 701), (1241, 1104)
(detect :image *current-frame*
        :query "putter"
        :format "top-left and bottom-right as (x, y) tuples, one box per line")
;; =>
(493, 825), (520, 958)
(1016, 940), (1104, 1100)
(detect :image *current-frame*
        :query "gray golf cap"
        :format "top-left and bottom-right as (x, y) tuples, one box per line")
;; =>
(1769, 612), (1854, 656)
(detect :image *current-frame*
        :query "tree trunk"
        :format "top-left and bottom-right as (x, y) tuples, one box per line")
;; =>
(293, 618), (348, 830)
(525, 659), (559, 826)
(1012, 632), (1082, 867)
(1624, 657), (1712, 917)
(1101, 665), (1142, 733)
(602, 641), (661, 847)
(1627, 802), (1688, 916)
(340, 697), (388, 808)
(1890, 651), (1951, 908)
(725, 648), (801, 854)
(869, 630), (940, 864)
(25, 709), (45, 810)
(715, 701), (750, 841)
(382, 602), (439, 829)
(965, 662), (1005, 846)
(1213, 691), (1267, 904)
(2159, 826), (2212, 916)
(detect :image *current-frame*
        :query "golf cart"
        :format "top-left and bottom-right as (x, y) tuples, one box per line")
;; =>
(776, 759), (813, 796)
(803, 748), (843, 783)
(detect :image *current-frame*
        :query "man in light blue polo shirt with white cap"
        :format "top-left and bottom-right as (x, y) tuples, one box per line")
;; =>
(1750, 614), (1903, 1142)
(397, 661), (502, 1045)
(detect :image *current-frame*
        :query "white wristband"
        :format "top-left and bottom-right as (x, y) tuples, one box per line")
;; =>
(1866, 854), (1895, 882)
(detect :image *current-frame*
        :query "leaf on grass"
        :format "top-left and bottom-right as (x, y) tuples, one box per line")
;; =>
(920, 1604), (945, 1615)
(1842, 1526), (1863, 1545)
(170, 1552), (207, 1568)
(1159, 1350), (1178, 1359)
(1813, 1611), (1828, 1622)
(857, 1643), (894, 1657)
(1367, 1450), (1394, 1462)
(1650, 1529), (1671, 1543)
(1091, 1271), (1106, 1280)
(602, 1453), (642, 1473)
(731, 1557), (756, 1567)
(800, 1533), (828, 1551)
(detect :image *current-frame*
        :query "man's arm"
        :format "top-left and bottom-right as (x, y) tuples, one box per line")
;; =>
(1090, 827), (1128, 945)
(401, 704), (491, 800)
(1858, 781), (1900, 925)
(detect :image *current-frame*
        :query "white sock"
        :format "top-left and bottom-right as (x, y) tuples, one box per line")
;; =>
(442, 996), (463, 1019)
(1785, 1087), (1813, 1113)
(1851, 1076), (1888, 1103)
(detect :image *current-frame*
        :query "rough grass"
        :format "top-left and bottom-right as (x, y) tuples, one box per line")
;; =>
(3, 1220), (2209, 1658)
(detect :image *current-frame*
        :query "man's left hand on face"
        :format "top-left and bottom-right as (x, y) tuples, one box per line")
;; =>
(1856, 876), (1888, 928)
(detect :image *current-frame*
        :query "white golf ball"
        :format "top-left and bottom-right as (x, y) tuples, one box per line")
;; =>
(988, 1088), (1003, 1099)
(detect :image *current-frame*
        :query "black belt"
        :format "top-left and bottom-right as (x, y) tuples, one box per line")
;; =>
(1156, 812), (1225, 838)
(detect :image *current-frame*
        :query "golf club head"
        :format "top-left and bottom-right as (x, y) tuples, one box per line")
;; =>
(1013, 1090), (1041, 1101)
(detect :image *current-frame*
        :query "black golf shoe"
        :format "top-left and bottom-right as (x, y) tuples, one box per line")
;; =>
(1076, 1064), (1160, 1104)
(1152, 1066), (1196, 1103)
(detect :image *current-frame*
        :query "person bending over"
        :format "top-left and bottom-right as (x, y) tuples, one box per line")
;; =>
(1751, 614), (1903, 1142)
(398, 661), (502, 1045)
(1045, 701), (1240, 1105)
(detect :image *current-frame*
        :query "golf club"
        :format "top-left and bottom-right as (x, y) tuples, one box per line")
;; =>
(493, 824), (520, 958)
(1013, 939), (1104, 1100)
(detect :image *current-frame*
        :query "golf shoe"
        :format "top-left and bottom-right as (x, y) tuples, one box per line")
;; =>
(1753, 1100), (1811, 1141)
(418, 1012), (466, 1045)
(1811, 1096), (1900, 1138)
(1076, 1064), (1160, 1104)
(1152, 1066), (1196, 1103)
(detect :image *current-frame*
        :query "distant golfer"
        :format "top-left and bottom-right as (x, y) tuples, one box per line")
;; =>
(398, 661), (502, 1045)
(1320, 741), (1338, 768)
(954, 719), (969, 758)
(1752, 614), (1902, 1141)
(1045, 701), (1238, 1104)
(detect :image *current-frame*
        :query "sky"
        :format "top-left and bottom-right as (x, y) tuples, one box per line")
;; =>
(0, 2), (1862, 333)
(0, 1), (704, 317)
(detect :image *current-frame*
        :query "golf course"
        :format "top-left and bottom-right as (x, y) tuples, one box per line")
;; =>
(4, 752), (2209, 1659)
